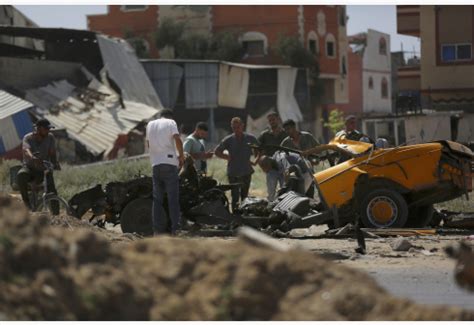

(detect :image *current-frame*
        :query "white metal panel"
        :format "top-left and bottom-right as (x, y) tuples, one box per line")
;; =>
(0, 90), (33, 119)
(0, 116), (21, 151)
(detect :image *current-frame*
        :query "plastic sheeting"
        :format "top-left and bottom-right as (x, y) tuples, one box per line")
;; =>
(218, 64), (249, 109)
(277, 68), (303, 123)
(184, 63), (218, 109)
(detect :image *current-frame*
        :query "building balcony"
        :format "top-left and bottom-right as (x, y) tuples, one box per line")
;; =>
(397, 5), (420, 37)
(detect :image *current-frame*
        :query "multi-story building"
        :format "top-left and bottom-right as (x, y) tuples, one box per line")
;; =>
(397, 5), (474, 112)
(329, 29), (392, 118)
(88, 5), (349, 141)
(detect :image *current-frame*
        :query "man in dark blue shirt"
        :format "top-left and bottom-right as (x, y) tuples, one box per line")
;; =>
(215, 117), (259, 211)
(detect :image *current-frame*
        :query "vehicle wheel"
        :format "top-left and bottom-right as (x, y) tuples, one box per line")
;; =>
(359, 189), (408, 228)
(120, 198), (156, 236)
(36, 196), (72, 216)
(406, 204), (434, 228)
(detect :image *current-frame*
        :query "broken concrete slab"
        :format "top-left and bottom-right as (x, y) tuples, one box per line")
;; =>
(391, 238), (413, 251)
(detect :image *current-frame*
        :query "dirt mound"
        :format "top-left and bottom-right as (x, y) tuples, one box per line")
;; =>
(0, 195), (473, 321)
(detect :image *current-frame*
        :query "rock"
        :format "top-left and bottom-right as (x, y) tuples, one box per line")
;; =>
(391, 238), (413, 251)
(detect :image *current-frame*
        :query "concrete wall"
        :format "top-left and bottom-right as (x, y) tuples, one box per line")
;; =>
(420, 5), (474, 90)
(404, 114), (451, 143)
(362, 29), (392, 113)
(457, 114), (474, 143)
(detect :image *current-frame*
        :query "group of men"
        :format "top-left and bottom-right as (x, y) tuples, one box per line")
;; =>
(18, 109), (364, 237)
(146, 109), (328, 236)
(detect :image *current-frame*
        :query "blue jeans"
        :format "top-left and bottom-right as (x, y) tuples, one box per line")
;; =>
(152, 164), (180, 234)
(266, 170), (284, 201)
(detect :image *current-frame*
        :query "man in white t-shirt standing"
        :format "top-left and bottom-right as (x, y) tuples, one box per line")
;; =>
(146, 109), (185, 235)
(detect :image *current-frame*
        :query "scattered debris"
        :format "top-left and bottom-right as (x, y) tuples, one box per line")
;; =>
(391, 238), (414, 252)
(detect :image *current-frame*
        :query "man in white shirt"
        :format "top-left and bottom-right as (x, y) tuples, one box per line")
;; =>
(146, 109), (185, 235)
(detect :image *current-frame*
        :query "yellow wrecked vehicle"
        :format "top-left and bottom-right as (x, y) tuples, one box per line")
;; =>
(305, 137), (473, 228)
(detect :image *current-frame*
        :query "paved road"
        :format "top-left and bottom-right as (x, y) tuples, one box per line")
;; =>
(363, 266), (474, 311)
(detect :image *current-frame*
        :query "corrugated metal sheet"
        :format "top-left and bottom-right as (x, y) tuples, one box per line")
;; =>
(28, 79), (159, 156)
(184, 62), (218, 109)
(0, 90), (33, 119)
(97, 35), (162, 109)
(142, 61), (183, 109)
(0, 115), (21, 153)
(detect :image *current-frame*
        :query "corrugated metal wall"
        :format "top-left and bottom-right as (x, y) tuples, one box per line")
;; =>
(0, 110), (33, 154)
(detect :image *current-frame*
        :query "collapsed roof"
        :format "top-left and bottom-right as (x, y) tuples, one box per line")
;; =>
(0, 26), (162, 157)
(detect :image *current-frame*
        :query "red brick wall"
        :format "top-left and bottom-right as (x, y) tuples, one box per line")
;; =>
(87, 5), (343, 73)
(303, 6), (340, 75)
(328, 48), (363, 114)
(88, 5), (159, 57)
(212, 5), (300, 65)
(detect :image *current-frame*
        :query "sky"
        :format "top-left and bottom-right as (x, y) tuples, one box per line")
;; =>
(15, 4), (420, 53)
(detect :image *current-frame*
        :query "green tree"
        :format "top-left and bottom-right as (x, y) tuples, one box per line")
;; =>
(324, 108), (345, 135)
(154, 18), (186, 49)
(274, 35), (323, 105)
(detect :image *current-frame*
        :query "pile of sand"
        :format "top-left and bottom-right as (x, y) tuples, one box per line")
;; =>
(0, 195), (472, 321)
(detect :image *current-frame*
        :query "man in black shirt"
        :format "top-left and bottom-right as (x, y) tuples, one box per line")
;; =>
(257, 112), (288, 201)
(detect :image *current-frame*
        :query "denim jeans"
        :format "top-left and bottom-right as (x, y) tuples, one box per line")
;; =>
(228, 174), (252, 212)
(152, 164), (180, 234)
(266, 170), (284, 202)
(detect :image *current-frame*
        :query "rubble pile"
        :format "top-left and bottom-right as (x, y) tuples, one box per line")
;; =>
(0, 195), (473, 321)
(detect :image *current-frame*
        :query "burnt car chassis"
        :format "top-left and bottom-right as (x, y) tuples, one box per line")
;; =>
(68, 152), (335, 236)
(68, 139), (473, 237)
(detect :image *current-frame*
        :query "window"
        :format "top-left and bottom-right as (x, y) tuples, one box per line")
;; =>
(240, 31), (268, 57)
(243, 40), (264, 57)
(121, 5), (147, 12)
(368, 76), (374, 89)
(307, 31), (319, 55)
(325, 34), (336, 58)
(381, 78), (388, 98)
(379, 37), (387, 55)
(309, 40), (317, 55)
(341, 56), (347, 76)
(442, 43), (472, 62)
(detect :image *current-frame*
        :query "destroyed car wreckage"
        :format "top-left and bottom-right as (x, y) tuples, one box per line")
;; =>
(69, 137), (474, 236)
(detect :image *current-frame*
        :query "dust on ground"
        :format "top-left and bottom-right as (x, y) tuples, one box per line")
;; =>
(0, 195), (473, 321)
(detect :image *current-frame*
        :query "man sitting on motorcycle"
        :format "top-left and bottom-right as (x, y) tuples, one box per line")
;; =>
(17, 118), (61, 213)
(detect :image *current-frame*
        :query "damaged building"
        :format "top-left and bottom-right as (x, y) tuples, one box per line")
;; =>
(141, 59), (311, 143)
(0, 25), (162, 163)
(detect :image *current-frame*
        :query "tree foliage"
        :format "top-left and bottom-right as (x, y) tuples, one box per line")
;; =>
(324, 108), (345, 135)
(154, 19), (243, 61)
(154, 18), (186, 49)
(274, 35), (323, 104)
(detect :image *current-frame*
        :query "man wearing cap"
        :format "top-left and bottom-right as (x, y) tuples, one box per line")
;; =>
(183, 122), (213, 174)
(17, 118), (60, 214)
(257, 112), (288, 201)
(335, 115), (364, 141)
(146, 108), (185, 236)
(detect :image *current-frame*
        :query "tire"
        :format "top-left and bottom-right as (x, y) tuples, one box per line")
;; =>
(406, 204), (434, 228)
(36, 196), (72, 216)
(359, 189), (408, 228)
(120, 198), (157, 236)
